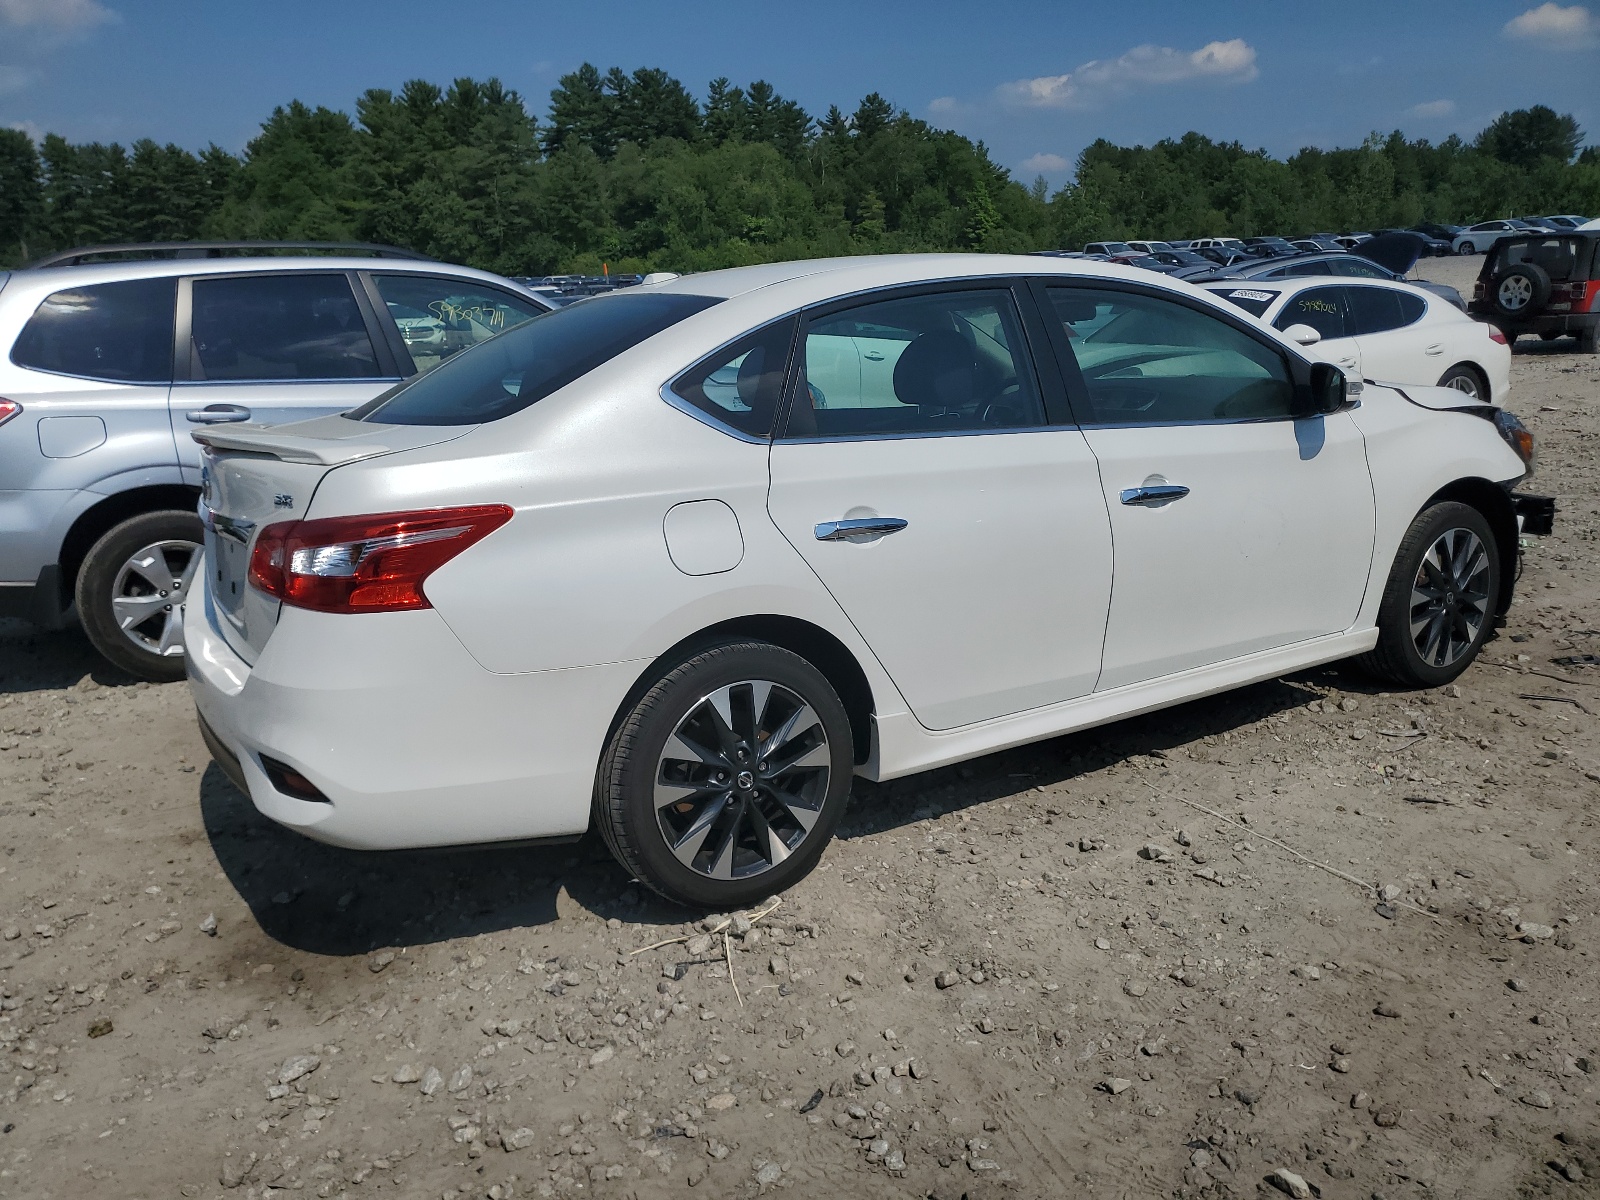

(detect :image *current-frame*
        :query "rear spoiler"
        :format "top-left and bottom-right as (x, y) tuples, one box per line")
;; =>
(191, 425), (401, 467)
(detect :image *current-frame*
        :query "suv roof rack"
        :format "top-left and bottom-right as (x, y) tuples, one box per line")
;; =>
(26, 241), (433, 269)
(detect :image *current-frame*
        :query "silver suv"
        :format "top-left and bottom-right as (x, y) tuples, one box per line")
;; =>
(0, 242), (550, 680)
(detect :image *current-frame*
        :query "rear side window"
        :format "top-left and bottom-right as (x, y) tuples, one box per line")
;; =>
(191, 274), (380, 381)
(669, 319), (795, 439)
(355, 292), (720, 426)
(12, 278), (176, 383)
(1274, 287), (1347, 339)
(1343, 286), (1406, 335)
(1282, 260), (1334, 277)
(1331, 259), (1390, 279)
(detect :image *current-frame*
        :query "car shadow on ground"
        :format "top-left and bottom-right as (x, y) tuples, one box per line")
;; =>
(198, 764), (648, 958)
(837, 672), (1333, 843)
(0, 619), (138, 693)
(197, 669), (1341, 957)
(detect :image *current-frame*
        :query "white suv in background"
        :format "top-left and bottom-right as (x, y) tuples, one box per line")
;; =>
(0, 241), (550, 679)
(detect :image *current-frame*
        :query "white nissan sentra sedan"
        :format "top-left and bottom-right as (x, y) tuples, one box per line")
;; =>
(185, 254), (1552, 908)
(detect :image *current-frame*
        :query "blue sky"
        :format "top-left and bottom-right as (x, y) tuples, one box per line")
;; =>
(2, 0), (1597, 181)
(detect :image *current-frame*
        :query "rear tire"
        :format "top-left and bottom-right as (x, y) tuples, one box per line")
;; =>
(75, 510), (203, 683)
(594, 640), (855, 908)
(1436, 363), (1486, 400)
(1356, 501), (1500, 688)
(1581, 323), (1599, 355)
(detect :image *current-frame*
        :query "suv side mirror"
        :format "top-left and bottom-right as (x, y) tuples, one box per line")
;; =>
(1308, 362), (1348, 414)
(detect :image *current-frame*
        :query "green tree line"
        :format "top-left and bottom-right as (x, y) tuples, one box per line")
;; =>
(1, 67), (1596, 273)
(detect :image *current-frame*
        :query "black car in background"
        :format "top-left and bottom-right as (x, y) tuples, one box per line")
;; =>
(1241, 236), (1298, 258)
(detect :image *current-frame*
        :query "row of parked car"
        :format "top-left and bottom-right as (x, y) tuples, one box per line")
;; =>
(0, 234), (1559, 903)
(0, 227), (1592, 686)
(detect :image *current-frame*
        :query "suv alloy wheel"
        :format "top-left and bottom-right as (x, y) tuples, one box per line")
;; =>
(75, 510), (204, 682)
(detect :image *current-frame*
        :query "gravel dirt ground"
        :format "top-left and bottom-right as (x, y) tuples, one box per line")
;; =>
(2, 255), (1598, 1200)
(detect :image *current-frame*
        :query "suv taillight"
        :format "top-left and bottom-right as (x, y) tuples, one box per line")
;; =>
(0, 400), (20, 427)
(249, 505), (513, 614)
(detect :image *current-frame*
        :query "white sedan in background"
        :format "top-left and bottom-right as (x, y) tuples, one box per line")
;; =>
(1204, 277), (1510, 402)
(1453, 221), (1523, 255)
(186, 254), (1546, 907)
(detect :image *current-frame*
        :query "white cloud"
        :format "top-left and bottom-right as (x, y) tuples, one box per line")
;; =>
(0, 0), (114, 29)
(927, 96), (958, 114)
(1407, 99), (1456, 118)
(1000, 39), (1258, 108)
(1503, 3), (1599, 46)
(7, 119), (43, 142)
(1020, 152), (1070, 172)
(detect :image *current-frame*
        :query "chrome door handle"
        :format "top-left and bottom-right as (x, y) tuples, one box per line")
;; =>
(1120, 484), (1190, 508)
(815, 517), (909, 541)
(186, 404), (253, 424)
(861, 351), (885, 361)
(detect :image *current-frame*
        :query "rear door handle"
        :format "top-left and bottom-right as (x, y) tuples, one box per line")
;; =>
(815, 517), (908, 541)
(186, 404), (253, 424)
(1120, 484), (1190, 508)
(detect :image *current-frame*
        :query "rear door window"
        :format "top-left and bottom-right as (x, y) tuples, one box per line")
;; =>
(1343, 286), (1407, 335)
(1273, 287), (1347, 339)
(355, 292), (720, 426)
(1282, 260), (1334, 277)
(1331, 259), (1390, 279)
(371, 274), (546, 375)
(190, 274), (380, 381)
(11, 278), (176, 382)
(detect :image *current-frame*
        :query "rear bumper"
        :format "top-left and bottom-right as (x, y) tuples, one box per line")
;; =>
(183, 561), (644, 851)
(1469, 305), (1599, 336)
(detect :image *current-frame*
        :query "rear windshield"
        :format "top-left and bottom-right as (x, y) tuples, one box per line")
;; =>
(352, 292), (720, 426)
(1491, 236), (1590, 282)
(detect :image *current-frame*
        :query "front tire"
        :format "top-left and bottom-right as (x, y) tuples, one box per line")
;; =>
(1458, 241), (1476, 255)
(75, 510), (203, 682)
(1356, 501), (1500, 688)
(594, 640), (855, 908)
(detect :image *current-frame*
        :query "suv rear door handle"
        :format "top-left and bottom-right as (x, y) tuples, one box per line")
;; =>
(815, 517), (908, 541)
(1120, 484), (1190, 508)
(186, 404), (253, 424)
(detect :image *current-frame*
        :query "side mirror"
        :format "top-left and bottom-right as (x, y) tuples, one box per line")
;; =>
(1308, 362), (1348, 414)
(1283, 323), (1321, 347)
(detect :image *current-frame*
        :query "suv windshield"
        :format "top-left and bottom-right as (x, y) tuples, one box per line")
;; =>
(352, 292), (720, 426)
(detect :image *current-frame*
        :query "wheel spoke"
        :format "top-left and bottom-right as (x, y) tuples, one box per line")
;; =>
(662, 730), (722, 769)
(667, 795), (728, 869)
(745, 801), (790, 867)
(766, 787), (823, 834)
(113, 592), (168, 629)
(156, 609), (185, 655)
(126, 548), (177, 594)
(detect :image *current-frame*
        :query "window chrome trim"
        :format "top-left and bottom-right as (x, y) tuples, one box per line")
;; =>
(658, 382), (772, 445)
(776, 423), (1072, 445)
(172, 377), (403, 388)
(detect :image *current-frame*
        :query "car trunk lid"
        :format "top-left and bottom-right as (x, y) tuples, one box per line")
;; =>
(194, 416), (468, 663)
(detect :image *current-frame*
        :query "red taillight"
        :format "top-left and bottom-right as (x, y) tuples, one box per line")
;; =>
(248, 505), (513, 614)
(1488, 326), (1508, 345)
(0, 399), (20, 427)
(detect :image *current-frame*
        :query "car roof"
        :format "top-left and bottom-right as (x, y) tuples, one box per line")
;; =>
(2, 255), (546, 302)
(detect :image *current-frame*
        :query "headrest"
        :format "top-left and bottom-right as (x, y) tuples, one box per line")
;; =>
(892, 330), (975, 409)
